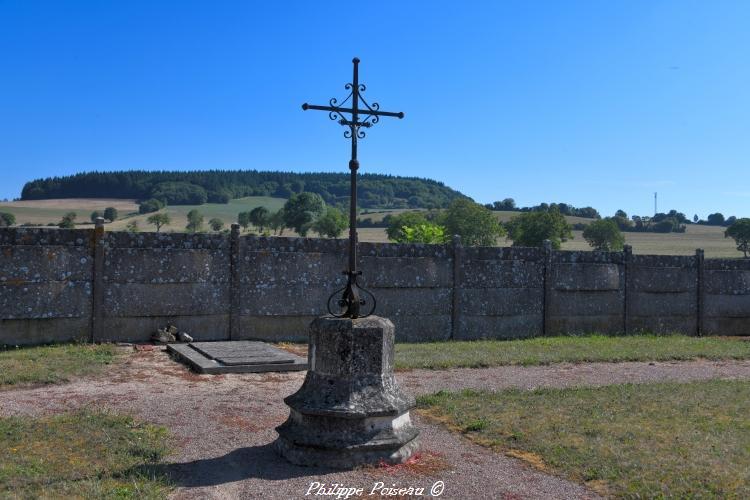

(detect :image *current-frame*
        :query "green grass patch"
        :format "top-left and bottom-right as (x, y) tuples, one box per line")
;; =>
(418, 380), (750, 498)
(0, 410), (171, 498)
(0, 343), (121, 388)
(395, 334), (750, 369)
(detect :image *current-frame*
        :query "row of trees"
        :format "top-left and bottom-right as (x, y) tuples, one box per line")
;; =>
(386, 203), (750, 258)
(385, 201), (575, 248)
(483, 199), (601, 219)
(236, 193), (348, 238)
(21, 170), (468, 209)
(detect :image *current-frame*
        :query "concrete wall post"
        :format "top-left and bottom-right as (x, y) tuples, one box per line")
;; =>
(542, 239), (552, 337)
(229, 223), (241, 340)
(450, 235), (463, 340)
(90, 217), (105, 342)
(623, 244), (632, 335)
(696, 248), (705, 337)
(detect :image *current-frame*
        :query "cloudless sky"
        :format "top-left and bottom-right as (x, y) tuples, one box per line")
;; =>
(1, 1), (748, 218)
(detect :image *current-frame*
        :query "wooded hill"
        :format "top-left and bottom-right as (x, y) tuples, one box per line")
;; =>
(21, 170), (469, 209)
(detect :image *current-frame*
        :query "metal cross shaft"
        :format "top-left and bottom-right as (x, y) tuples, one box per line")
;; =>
(302, 57), (404, 318)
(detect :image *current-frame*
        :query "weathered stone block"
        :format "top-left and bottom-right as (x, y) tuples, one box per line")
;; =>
(703, 317), (750, 336)
(240, 285), (332, 316)
(704, 270), (750, 295)
(103, 283), (229, 316)
(551, 263), (620, 291)
(631, 267), (696, 293)
(0, 318), (90, 346)
(373, 288), (452, 316)
(705, 294), (750, 317)
(103, 248), (229, 283)
(456, 314), (542, 340)
(359, 256), (452, 288)
(460, 260), (543, 289)
(0, 282), (92, 319)
(240, 251), (342, 287)
(0, 246), (92, 282)
(458, 288), (542, 316)
(548, 290), (622, 316)
(547, 315), (622, 335)
(629, 291), (696, 316)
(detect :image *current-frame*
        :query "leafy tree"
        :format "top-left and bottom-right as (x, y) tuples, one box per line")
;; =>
(90, 210), (102, 223)
(58, 212), (77, 229)
(147, 213), (171, 232)
(186, 209), (204, 233)
(385, 211), (430, 241)
(615, 209), (628, 219)
(249, 206), (270, 232)
(582, 218), (625, 251)
(725, 216), (737, 227)
(139, 198), (165, 214)
(707, 213), (725, 226)
(237, 211), (251, 232)
(492, 198), (516, 211)
(282, 192), (325, 236)
(506, 208), (572, 249)
(126, 220), (139, 233)
(399, 223), (447, 244)
(725, 218), (750, 258)
(693, 214), (699, 223)
(312, 207), (348, 238)
(209, 218), (224, 232)
(0, 212), (16, 227)
(268, 209), (286, 235)
(103, 207), (118, 222)
(441, 199), (505, 246)
(612, 214), (633, 231)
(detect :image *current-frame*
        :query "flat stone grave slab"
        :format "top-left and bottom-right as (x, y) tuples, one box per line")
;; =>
(167, 341), (307, 374)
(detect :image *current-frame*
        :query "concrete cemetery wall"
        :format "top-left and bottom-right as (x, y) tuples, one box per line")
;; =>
(0, 229), (95, 345)
(1, 225), (748, 345)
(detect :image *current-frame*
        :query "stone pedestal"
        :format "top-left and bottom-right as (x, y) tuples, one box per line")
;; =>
(275, 315), (419, 468)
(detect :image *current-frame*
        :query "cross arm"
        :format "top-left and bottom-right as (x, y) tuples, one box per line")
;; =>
(302, 103), (404, 119)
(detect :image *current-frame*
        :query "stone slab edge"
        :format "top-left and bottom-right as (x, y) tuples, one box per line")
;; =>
(167, 343), (307, 374)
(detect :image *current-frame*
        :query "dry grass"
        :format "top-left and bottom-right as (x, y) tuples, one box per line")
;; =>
(394, 334), (750, 370)
(0, 198), (139, 225)
(0, 410), (171, 498)
(0, 343), (121, 388)
(418, 380), (750, 498)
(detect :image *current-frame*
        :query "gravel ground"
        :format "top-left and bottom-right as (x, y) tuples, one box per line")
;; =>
(3, 349), (750, 500)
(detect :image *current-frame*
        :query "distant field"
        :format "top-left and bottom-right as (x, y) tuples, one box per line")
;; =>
(557, 224), (738, 257)
(0, 198), (742, 257)
(0, 199), (139, 225)
(106, 196), (286, 232)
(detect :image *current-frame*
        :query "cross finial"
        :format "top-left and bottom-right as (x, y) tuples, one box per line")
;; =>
(301, 58), (404, 318)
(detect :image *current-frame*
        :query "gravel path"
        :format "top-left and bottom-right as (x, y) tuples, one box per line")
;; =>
(398, 358), (750, 395)
(4, 350), (750, 499)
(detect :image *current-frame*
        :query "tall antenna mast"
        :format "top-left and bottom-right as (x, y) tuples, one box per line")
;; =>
(654, 192), (657, 216)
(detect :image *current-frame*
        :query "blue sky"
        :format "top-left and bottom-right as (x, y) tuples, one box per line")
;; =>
(0, 1), (748, 218)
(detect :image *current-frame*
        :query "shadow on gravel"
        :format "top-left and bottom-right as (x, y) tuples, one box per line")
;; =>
(135, 443), (336, 486)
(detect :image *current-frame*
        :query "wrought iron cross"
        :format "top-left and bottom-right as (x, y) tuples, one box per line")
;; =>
(302, 57), (404, 318)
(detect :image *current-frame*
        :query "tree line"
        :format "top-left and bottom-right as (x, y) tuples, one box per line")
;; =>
(20, 170), (468, 209)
